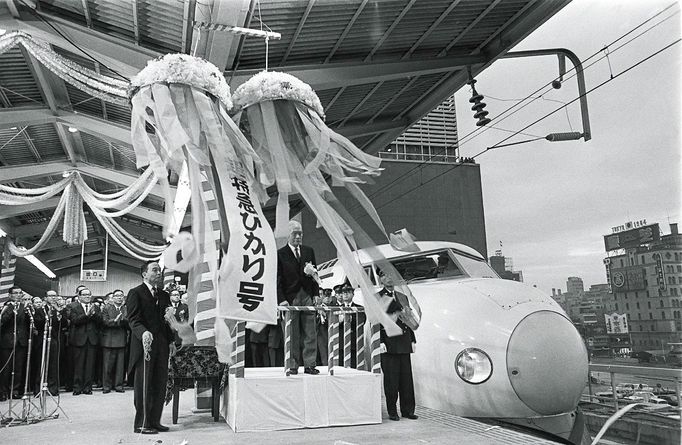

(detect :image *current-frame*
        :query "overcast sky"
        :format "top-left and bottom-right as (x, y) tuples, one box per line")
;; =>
(453, 0), (681, 294)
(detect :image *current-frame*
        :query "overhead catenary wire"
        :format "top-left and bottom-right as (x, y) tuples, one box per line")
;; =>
(355, 37), (681, 219)
(349, 4), (680, 211)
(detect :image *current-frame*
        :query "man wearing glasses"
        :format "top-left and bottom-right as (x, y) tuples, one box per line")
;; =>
(68, 287), (102, 396)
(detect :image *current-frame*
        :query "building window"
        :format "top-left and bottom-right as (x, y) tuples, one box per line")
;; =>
(648, 301), (652, 309)
(641, 255), (645, 264)
(677, 265), (682, 272)
(646, 290), (650, 298)
(651, 324), (655, 331)
(650, 312), (653, 319)
(635, 291), (639, 299)
(615, 303), (619, 311)
(662, 311), (666, 319)
(626, 303), (629, 310)
(636, 302), (640, 309)
(660, 300), (664, 308)
(620, 259), (624, 267)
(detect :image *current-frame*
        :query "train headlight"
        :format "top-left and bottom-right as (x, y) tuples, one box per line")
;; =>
(455, 348), (492, 384)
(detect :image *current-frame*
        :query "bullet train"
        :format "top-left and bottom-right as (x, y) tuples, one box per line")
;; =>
(318, 241), (590, 444)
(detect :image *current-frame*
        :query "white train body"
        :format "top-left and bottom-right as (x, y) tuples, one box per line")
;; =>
(318, 241), (589, 441)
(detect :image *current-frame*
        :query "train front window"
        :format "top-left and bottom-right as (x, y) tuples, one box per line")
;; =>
(390, 249), (464, 282)
(388, 249), (498, 281)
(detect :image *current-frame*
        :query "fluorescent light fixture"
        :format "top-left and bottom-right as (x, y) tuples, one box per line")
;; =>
(0, 29), (6, 36)
(0, 227), (6, 237)
(68, 126), (78, 133)
(10, 126), (17, 130)
(62, 171), (72, 178)
(192, 21), (281, 40)
(25, 254), (57, 279)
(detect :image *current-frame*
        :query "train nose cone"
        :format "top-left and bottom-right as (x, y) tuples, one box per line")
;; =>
(506, 310), (588, 415)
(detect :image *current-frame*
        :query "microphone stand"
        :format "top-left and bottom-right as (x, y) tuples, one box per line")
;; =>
(35, 306), (67, 422)
(3, 306), (22, 426)
(18, 304), (42, 423)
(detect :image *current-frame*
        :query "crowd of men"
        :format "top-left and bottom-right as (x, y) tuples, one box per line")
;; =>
(1, 219), (418, 426)
(0, 284), (189, 402)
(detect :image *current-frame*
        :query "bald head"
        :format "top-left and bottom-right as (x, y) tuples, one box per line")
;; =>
(288, 220), (303, 247)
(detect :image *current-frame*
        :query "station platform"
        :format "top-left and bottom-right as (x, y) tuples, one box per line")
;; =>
(0, 388), (564, 444)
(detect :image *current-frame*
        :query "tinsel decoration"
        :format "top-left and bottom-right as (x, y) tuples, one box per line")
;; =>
(62, 182), (87, 247)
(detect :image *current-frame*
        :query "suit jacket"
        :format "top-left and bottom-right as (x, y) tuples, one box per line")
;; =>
(101, 303), (128, 348)
(277, 244), (319, 304)
(68, 301), (102, 347)
(0, 302), (31, 348)
(125, 283), (173, 372)
(170, 302), (189, 323)
(378, 288), (415, 354)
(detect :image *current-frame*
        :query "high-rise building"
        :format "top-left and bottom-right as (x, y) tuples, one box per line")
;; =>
(604, 222), (682, 353)
(380, 95), (458, 163)
(567, 276), (585, 294)
(488, 253), (523, 282)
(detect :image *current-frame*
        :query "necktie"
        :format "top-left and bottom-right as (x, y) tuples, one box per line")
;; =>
(295, 246), (300, 261)
(85, 304), (90, 313)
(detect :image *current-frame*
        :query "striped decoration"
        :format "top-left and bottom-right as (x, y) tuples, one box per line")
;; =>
(193, 173), (222, 346)
(0, 241), (16, 304)
(370, 323), (382, 374)
(343, 313), (352, 368)
(328, 315), (340, 376)
(284, 311), (292, 374)
(230, 321), (246, 378)
(356, 318), (366, 371)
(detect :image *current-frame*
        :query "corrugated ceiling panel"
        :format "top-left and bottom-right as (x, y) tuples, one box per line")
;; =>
(238, 3), (309, 69)
(80, 132), (114, 166)
(380, 72), (448, 119)
(137, 0), (184, 53)
(280, 3), (361, 65)
(342, 78), (412, 123)
(0, 128), (36, 165)
(110, 143), (138, 171)
(65, 83), (104, 118)
(0, 48), (44, 107)
(105, 102), (132, 127)
(25, 124), (67, 162)
(39, 0), (89, 26)
(371, 1), (455, 59)
(89, 0), (136, 41)
(324, 83), (381, 124)
(328, 0), (408, 63)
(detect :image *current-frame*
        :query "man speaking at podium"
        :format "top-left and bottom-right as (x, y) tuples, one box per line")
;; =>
(126, 261), (175, 434)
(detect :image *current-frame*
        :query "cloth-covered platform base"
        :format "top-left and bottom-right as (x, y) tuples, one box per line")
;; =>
(222, 366), (382, 432)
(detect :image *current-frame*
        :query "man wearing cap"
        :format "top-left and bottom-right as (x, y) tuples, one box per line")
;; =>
(277, 220), (319, 375)
(378, 274), (417, 422)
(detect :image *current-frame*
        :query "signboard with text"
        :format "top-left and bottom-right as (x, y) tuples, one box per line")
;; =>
(604, 223), (660, 251)
(81, 269), (107, 281)
(610, 268), (646, 291)
(605, 313), (629, 334)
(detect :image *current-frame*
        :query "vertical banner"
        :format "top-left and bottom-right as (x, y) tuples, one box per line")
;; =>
(217, 168), (277, 325)
(0, 239), (16, 304)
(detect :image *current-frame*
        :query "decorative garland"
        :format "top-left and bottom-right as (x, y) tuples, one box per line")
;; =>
(0, 31), (128, 106)
(129, 54), (232, 109)
(231, 70), (325, 119)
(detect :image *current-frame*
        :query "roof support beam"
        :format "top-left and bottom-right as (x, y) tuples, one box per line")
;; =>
(193, 0), (251, 72)
(52, 254), (103, 271)
(230, 54), (487, 90)
(280, 0), (316, 65)
(336, 117), (410, 138)
(80, 0), (93, 28)
(364, 0), (416, 61)
(0, 197), (60, 220)
(0, 160), (175, 201)
(131, 0), (140, 45)
(0, 13), (159, 78)
(180, 0), (196, 54)
(324, 0), (367, 63)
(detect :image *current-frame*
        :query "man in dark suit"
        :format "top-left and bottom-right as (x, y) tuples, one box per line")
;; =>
(126, 261), (175, 435)
(277, 220), (319, 375)
(378, 274), (417, 422)
(101, 289), (128, 394)
(168, 289), (188, 347)
(0, 286), (31, 400)
(42, 290), (65, 396)
(68, 287), (101, 396)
